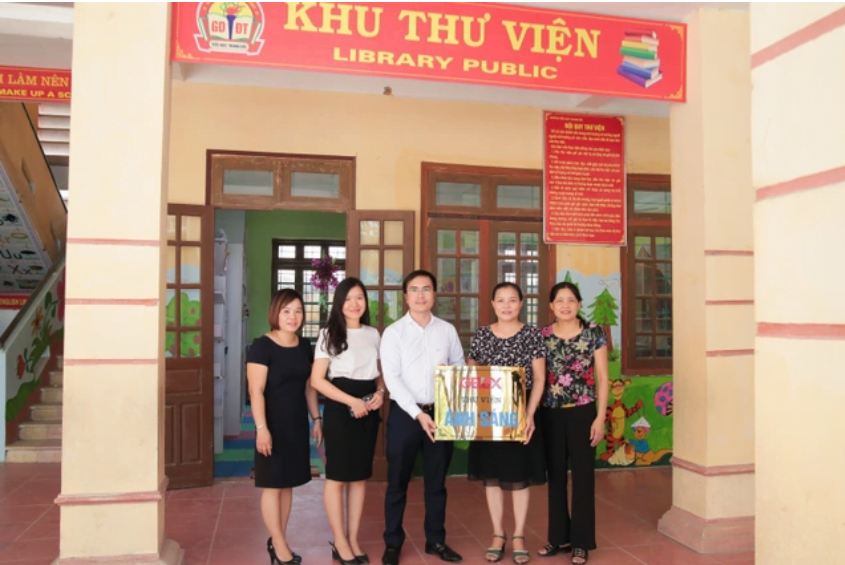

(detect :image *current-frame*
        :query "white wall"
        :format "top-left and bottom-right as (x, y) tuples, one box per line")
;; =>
(216, 209), (246, 437)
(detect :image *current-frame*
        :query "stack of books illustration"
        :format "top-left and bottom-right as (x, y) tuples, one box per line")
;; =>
(617, 30), (663, 88)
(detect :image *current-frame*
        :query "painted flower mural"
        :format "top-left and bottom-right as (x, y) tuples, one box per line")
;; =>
(6, 270), (66, 422)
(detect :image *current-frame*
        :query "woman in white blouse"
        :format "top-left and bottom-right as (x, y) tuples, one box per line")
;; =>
(310, 277), (385, 565)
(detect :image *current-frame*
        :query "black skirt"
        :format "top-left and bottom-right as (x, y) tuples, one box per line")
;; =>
(467, 409), (547, 491)
(323, 378), (381, 482)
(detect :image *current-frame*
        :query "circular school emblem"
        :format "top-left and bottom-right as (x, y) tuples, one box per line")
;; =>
(194, 2), (265, 55)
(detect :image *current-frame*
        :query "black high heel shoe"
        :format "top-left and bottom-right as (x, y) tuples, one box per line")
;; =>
(330, 541), (360, 565)
(355, 553), (370, 564)
(268, 537), (302, 564)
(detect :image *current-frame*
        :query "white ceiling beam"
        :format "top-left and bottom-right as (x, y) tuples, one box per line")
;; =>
(0, 3), (73, 40)
(577, 96), (615, 110)
(38, 115), (69, 129)
(37, 129), (69, 142)
(171, 62), (185, 82)
(41, 142), (69, 156)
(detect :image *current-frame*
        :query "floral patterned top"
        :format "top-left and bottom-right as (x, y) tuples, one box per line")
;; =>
(469, 325), (547, 390)
(541, 323), (607, 409)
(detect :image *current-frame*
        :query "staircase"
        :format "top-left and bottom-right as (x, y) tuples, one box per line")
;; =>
(6, 355), (63, 463)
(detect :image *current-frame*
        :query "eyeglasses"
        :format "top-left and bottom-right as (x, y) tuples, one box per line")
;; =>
(407, 286), (433, 295)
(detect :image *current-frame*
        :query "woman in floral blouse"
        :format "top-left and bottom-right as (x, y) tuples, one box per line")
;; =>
(537, 282), (609, 565)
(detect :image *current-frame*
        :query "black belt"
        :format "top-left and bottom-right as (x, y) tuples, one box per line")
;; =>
(417, 403), (435, 412)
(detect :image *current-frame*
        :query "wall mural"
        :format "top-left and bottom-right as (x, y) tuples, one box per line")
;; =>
(4, 262), (64, 424)
(0, 160), (52, 297)
(560, 268), (673, 468)
(165, 263), (202, 358)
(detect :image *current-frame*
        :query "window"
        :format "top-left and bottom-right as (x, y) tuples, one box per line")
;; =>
(622, 175), (672, 374)
(272, 240), (346, 340)
(422, 163), (553, 353)
(209, 152), (354, 212)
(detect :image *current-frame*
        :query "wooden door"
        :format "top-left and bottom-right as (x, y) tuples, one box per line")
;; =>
(427, 218), (486, 353)
(487, 222), (550, 328)
(346, 210), (415, 481)
(427, 219), (552, 351)
(164, 204), (215, 489)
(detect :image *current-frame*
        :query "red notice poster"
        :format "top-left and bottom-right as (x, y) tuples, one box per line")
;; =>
(543, 112), (626, 246)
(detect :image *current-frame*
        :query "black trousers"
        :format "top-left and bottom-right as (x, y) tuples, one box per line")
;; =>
(383, 401), (454, 548)
(542, 403), (597, 551)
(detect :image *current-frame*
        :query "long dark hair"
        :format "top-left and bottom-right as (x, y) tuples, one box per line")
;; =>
(549, 281), (588, 328)
(322, 277), (371, 356)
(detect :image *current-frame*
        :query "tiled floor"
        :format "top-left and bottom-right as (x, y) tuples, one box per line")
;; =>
(0, 464), (754, 565)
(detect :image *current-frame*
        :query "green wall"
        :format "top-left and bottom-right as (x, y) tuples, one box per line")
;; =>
(246, 210), (345, 342)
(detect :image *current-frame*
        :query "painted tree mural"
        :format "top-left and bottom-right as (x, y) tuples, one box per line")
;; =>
(588, 288), (619, 353)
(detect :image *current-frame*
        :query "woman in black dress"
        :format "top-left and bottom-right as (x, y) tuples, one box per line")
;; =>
(467, 282), (547, 565)
(247, 289), (323, 565)
(309, 278), (385, 565)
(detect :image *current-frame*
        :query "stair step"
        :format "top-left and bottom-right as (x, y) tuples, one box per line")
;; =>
(40, 387), (62, 404)
(6, 439), (61, 463)
(48, 370), (63, 387)
(19, 420), (62, 441)
(31, 404), (62, 421)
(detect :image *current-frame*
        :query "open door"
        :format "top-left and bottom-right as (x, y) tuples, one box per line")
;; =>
(164, 204), (215, 489)
(346, 210), (415, 481)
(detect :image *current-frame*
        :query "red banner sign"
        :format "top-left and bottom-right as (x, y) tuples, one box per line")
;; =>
(0, 295), (27, 310)
(543, 112), (626, 246)
(0, 66), (71, 103)
(171, 2), (686, 102)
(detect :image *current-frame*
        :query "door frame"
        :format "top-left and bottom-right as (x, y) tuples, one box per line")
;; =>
(165, 203), (215, 489)
(420, 162), (557, 324)
(346, 210), (415, 481)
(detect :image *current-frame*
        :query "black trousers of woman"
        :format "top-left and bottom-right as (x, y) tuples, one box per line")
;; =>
(542, 403), (597, 551)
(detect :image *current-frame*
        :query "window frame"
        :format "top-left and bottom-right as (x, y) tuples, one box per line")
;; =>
(271, 239), (346, 340)
(621, 174), (673, 375)
(421, 163), (556, 339)
(209, 151), (355, 212)
(422, 162), (545, 220)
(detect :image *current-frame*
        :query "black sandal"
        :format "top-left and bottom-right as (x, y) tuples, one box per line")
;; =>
(571, 548), (588, 564)
(485, 534), (507, 563)
(537, 544), (571, 557)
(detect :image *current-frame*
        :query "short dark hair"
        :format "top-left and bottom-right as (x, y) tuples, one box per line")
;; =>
(267, 288), (304, 331)
(492, 282), (523, 301)
(549, 281), (588, 328)
(402, 269), (437, 294)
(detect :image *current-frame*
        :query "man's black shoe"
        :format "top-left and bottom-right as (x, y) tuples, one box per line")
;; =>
(424, 544), (462, 563)
(382, 546), (400, 565)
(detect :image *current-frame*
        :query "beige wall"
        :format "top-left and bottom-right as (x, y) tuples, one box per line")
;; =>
(167, 82), (670, 273)
(751, 3), (845, 563)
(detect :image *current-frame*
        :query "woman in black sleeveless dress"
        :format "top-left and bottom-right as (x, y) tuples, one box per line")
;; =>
(247, 289), (322, 565)
(467, 283), (547, 565)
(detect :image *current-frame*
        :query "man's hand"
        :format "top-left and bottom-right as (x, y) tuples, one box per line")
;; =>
(417, 412), (437, 442)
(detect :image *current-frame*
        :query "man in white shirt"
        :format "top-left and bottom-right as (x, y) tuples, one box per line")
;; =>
(380, 270), (465, 565)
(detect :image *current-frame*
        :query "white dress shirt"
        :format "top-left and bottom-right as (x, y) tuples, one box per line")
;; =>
(380, 311), (466, 420)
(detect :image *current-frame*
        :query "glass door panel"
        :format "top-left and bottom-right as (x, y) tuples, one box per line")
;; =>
(429, 219), (483, 354)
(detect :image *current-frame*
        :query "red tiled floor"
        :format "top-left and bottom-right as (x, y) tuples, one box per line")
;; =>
(0, 464), (754, 565)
